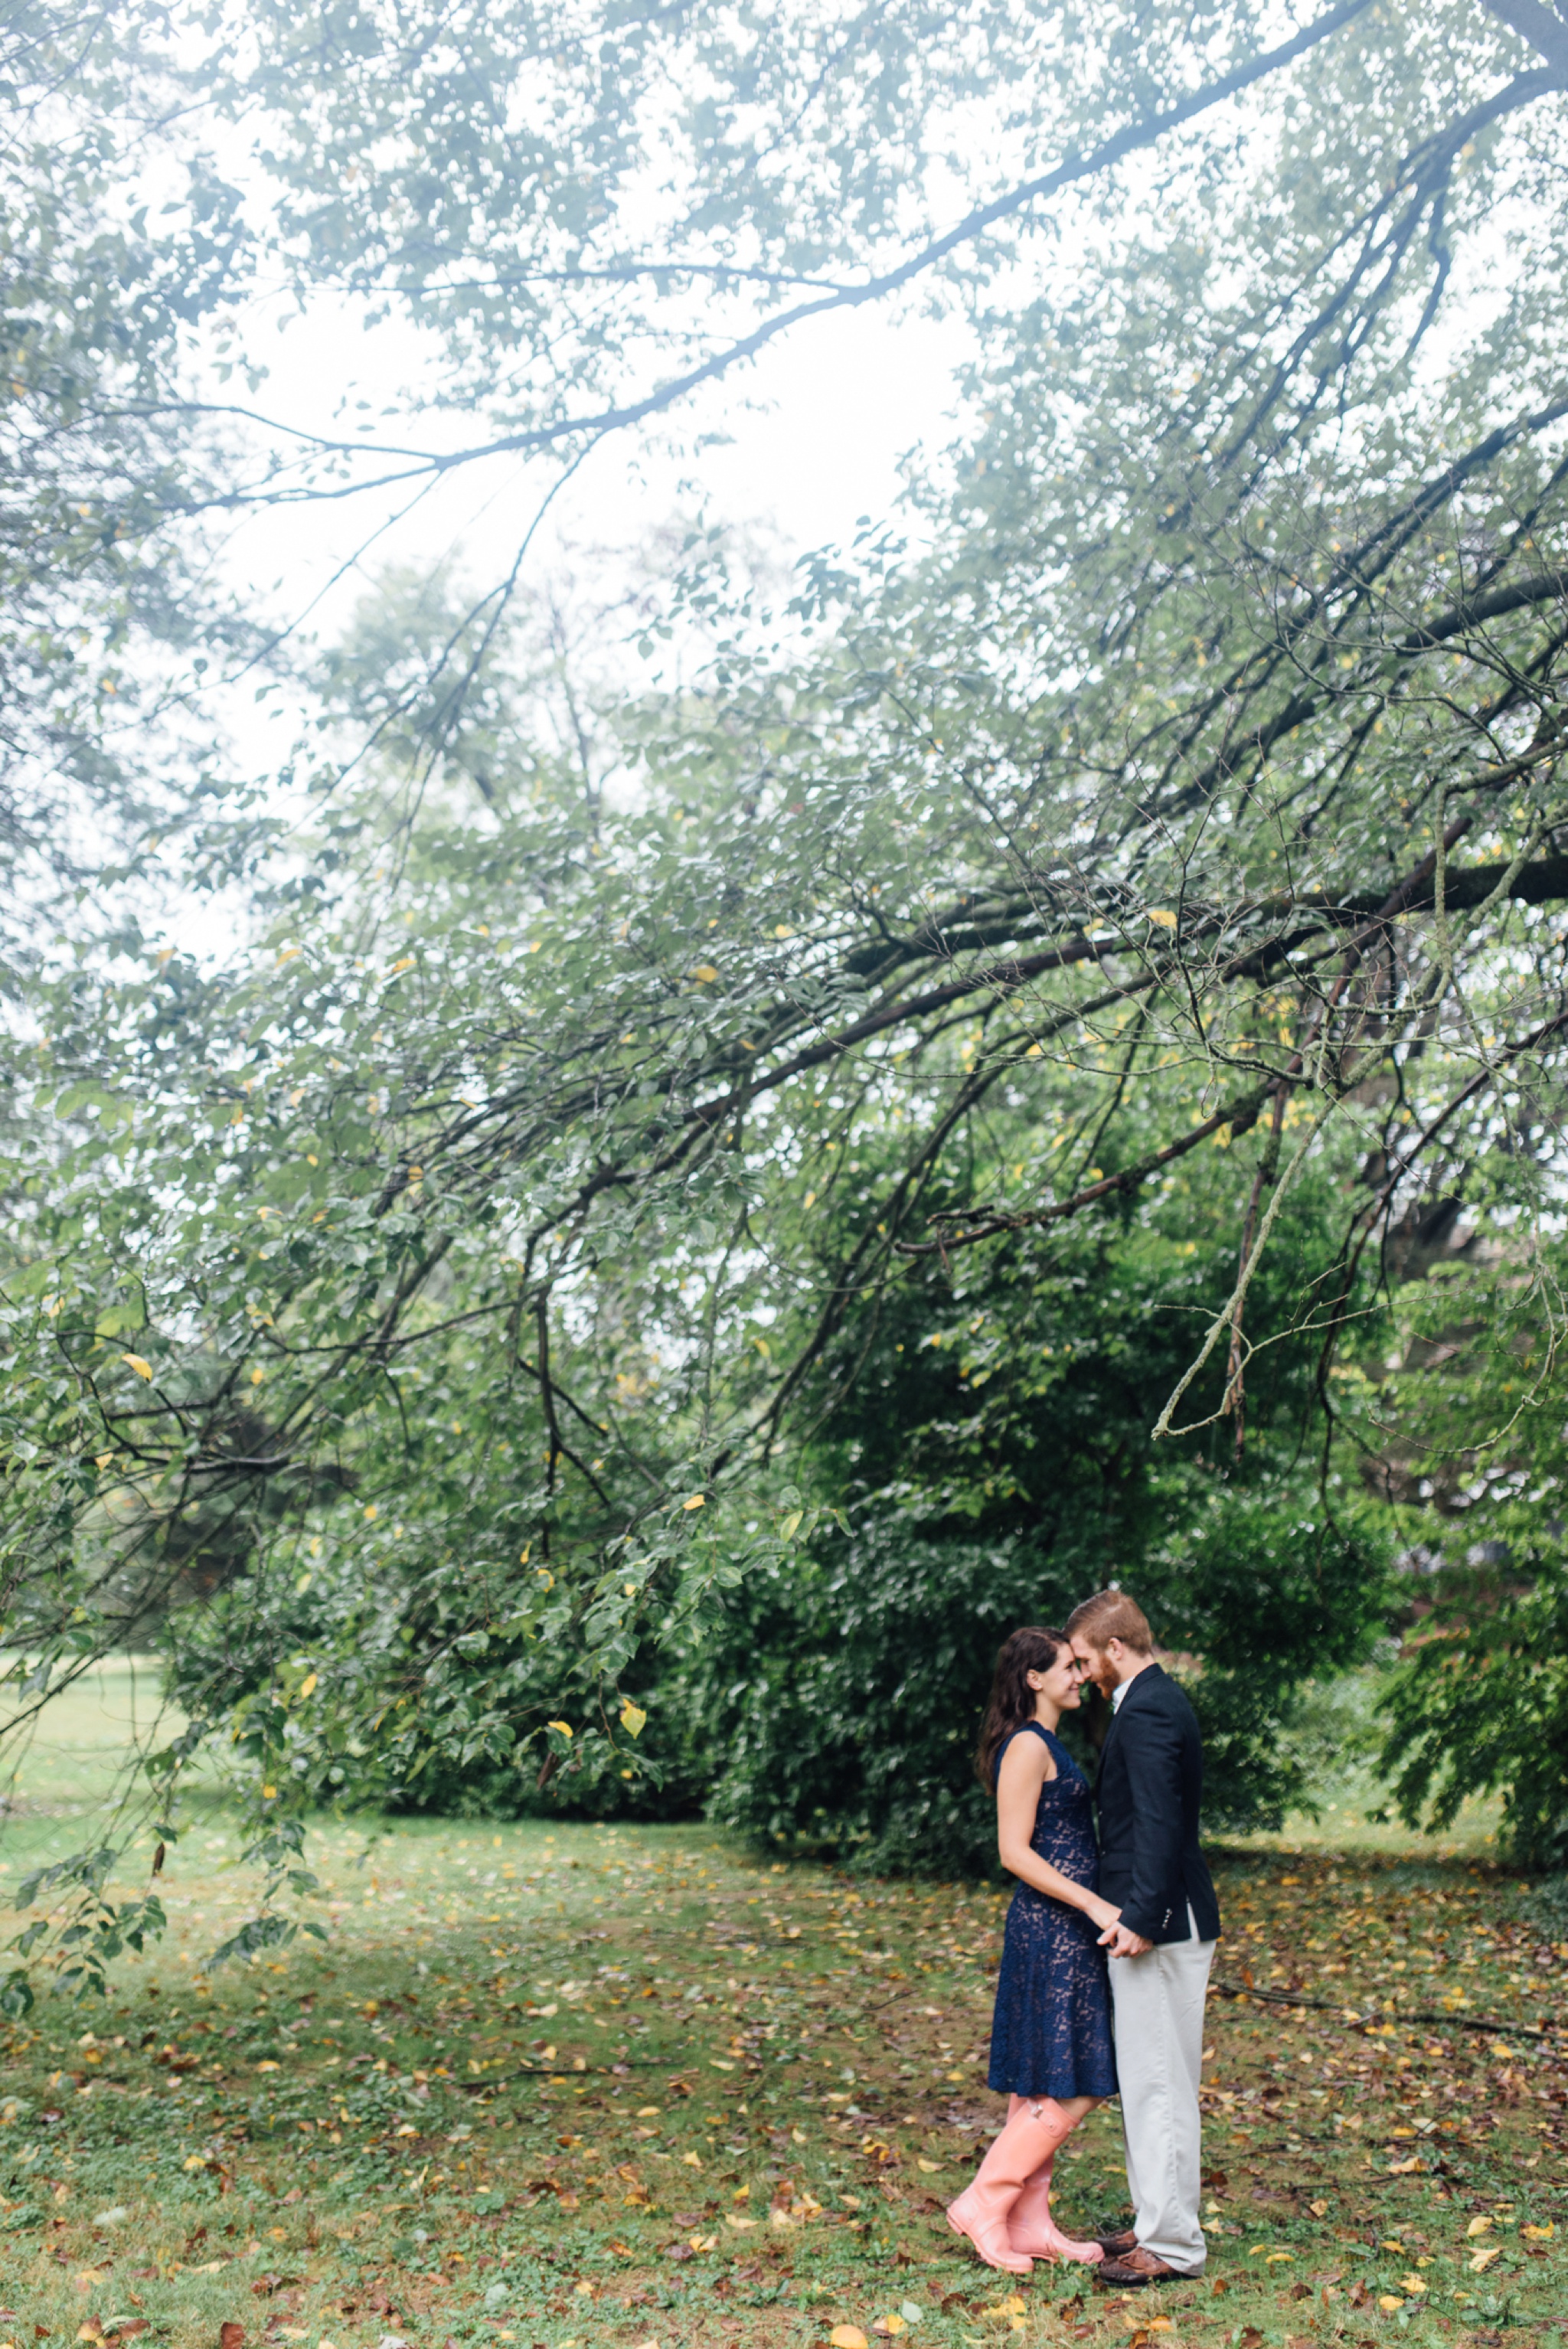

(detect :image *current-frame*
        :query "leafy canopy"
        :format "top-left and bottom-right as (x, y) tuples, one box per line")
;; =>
(3, 0), (1568, 1973)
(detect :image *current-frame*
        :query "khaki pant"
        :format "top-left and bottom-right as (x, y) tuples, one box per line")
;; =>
(1108, 1918), (1215, 2272)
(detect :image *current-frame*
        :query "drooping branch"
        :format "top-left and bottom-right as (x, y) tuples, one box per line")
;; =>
(161, 2), (1380, 515)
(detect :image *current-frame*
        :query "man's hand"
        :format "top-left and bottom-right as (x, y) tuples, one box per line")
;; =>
(1099, 1921), (1154, 1958)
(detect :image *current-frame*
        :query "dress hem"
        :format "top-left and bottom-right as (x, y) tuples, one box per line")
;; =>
(985, 2073), (1119, 2101)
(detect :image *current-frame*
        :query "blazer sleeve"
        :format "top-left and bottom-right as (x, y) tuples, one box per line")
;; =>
(1118, 1702), (1185, 1940)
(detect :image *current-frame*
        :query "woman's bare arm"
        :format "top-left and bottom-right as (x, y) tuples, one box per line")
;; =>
(995, 1733), (1120, 1932)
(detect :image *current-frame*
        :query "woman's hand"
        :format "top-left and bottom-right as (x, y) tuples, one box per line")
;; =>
(1087, 1897), (1121, 1934)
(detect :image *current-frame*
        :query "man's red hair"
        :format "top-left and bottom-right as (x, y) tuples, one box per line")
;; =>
(1064, 1588), (1154, 1655)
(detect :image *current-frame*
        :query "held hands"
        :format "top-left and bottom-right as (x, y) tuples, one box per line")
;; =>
(1097, 1913), (1154, 1958)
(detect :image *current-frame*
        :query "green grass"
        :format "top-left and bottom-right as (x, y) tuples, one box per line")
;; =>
(0, 1672), (1563, 2349)
(0, 1658), (191, 1844)
(1229, 1673), (1508, 1862)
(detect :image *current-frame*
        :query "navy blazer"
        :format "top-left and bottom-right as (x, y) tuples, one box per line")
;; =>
(1094, 1662), (1221, 1945)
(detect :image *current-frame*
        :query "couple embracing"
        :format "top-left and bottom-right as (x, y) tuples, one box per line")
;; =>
(946, 1590), (1220, 2289)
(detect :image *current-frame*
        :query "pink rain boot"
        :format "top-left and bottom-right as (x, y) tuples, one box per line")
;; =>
(946, 2097), (1073, 2274)
(1006, 2118), (1104, 2266)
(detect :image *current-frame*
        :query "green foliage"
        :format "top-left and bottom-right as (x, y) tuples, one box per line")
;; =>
(1361, 1250), (1568, 1868)
(1380, 1534), (1568, 1870)
(8, 1841), (168, 1998)
(486, 1181), (1393, 1870)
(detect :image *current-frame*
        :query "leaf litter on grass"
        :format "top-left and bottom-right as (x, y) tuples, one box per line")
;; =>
(0, 1814), (1561, 2349)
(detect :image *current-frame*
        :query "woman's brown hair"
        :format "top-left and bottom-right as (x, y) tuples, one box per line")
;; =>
(975, 1625), (1069, 1792)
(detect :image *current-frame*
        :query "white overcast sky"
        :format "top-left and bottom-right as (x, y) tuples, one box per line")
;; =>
(210, 282), (976, 663)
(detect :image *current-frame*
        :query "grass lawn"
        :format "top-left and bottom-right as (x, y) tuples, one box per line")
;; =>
(0, 1670), (1563, 2349)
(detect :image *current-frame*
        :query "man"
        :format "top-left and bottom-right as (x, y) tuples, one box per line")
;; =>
(1065, 1588), (1220, 2287)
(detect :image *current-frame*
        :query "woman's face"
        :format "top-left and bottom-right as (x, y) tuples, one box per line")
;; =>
(1029, 1648), (1082, 1711)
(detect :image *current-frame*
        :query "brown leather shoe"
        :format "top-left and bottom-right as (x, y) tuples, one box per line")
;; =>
(1096, 2229), (1138, 2256)
(1096, 2246), (1190, 2286)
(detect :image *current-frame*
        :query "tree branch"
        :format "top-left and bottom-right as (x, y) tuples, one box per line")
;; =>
(171, 0), (1380, 511)
(1481, 0), (1568, 82)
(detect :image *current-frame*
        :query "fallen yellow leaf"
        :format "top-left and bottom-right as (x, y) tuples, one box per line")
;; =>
(1469, 2247), (1502, 2272)
(1379, 2298), (1404, 2314)
(830, 2331), (869, 2349)
(1466, 2216), (1493, 2237)
(917, 2158), (940, 2173)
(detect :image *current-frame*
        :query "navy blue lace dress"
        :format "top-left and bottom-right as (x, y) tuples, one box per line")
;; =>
(987, 1723), (1118, 2099)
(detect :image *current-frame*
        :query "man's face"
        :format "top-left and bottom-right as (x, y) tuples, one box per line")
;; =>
(1070, 1633), (1116, 1700)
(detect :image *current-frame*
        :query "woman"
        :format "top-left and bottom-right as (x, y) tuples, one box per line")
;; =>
(946, 1626), (1119, 2274)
